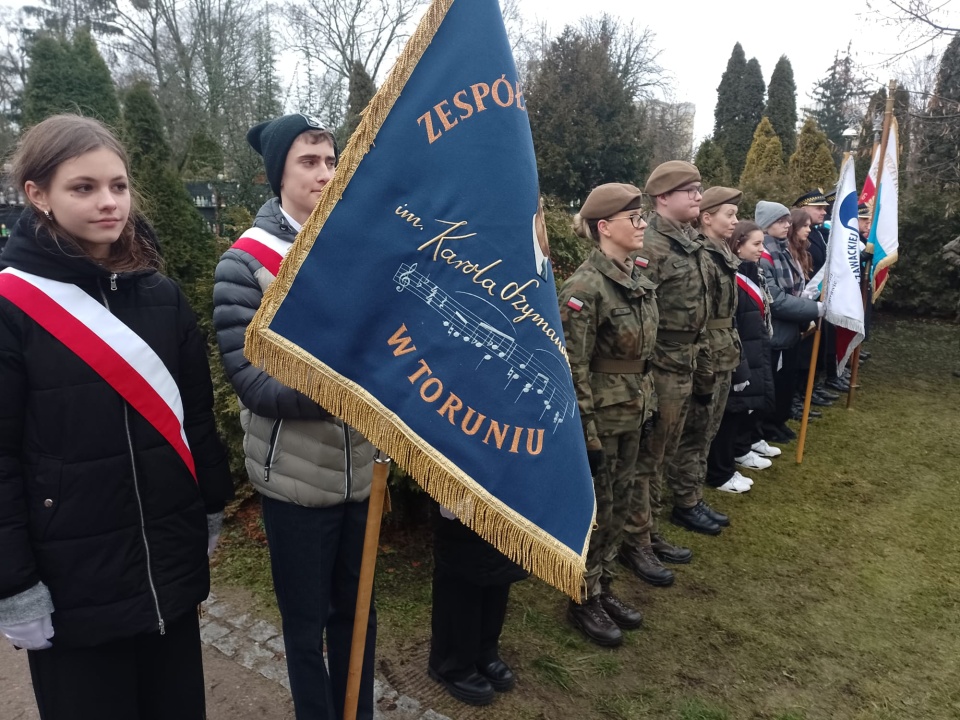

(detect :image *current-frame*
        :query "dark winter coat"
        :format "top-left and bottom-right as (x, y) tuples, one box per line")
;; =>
(725, 262), (775, 415)
(808, 226), (827, 275)
(760, 235), (820, 349)
(0, 210), (233, 648)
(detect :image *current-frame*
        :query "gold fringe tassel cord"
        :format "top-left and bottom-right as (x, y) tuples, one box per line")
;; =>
(246, 327), (590, 600)
(246, 0), (590, 600)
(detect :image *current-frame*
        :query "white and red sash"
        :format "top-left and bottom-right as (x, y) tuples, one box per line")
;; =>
(736, 272), (766, 317)
(0, 268), (196, 481)
(231, 227), (292, 277)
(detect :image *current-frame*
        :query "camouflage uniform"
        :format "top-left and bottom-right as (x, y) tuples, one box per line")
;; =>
(559, 247), (658, 599)
(667, 237), (741, 506)
(622, 213), (712, 546)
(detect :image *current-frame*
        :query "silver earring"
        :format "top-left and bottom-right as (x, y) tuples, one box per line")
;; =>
(43, 209), (52, 221)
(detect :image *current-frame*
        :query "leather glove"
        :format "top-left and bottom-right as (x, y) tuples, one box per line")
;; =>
(693, 393), (713, 407)
(733, 380), (750, 392)
(816, 301), (826, 318)
(1, 615), (54, 651)
(207, 511), (224, 558)
(587, 449), (604, 476)
(641, 410), (659, 437)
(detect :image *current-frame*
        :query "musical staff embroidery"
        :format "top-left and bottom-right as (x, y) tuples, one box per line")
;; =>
(395, 262), (574, 430)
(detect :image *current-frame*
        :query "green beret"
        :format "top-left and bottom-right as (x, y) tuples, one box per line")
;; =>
(644, 161), (701, 196)
(579, 183), (643, 220)
(700, 186), (742, 214)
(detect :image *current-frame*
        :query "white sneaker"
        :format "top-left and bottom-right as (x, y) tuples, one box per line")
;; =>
(716, 476), (751, 493)
(751, 439), (782, 458)
(733, 470), (754, 486)
(735, 450), (772, 470)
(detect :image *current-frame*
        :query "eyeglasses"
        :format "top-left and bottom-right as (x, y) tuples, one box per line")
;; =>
(675, 185), (704, 199)
(605, 213), (645, 229)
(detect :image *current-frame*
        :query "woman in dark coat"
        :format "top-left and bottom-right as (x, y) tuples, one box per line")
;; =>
(707, 222), (776, 492)
(0, 115), (233, 720)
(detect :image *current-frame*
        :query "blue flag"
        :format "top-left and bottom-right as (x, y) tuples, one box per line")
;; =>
(247, 0), (594, 598)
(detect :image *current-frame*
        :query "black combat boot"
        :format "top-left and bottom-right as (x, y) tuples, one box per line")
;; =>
(670, 504), (722, 535)
(567, 596), (623, 647)
(617, 544), (675, 586)
(599, 580), (643, 630)
(696, 500), (729, 527)
(650, 533), (693, 564)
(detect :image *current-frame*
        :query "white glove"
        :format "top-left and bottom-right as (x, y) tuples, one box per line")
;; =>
(207, 511), (224, 558)
(816, 301), (826, 318)
(733, 380), (750, 392)
(801, 284), (820, 300)
(1, 614), (54, 650)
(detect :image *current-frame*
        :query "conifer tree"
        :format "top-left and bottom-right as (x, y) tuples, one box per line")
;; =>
(765, 56), (798, 162)
(123, 82), (219, 297)
(809, 44), (868, 162)
(739, 117), (788, 215)
(789, 117), (837, 195)
(694, 139), (733, 187)
(714, 46), (766, 182)
(22, 29), (120, 128)
(918, 34), (960, 188)
(527, 25), (647, 203)
(341, 61), (377, 145)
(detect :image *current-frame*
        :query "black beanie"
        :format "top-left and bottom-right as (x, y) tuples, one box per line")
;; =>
(246, 113), (339, 197)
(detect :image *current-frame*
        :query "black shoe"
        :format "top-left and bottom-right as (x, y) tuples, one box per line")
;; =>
(428, 666), (496, 706)
(810, 392), (834, 406)
(771, 423), (797, 441)
(816, 387), (841, 401)
(598, 587), (643, 630)
(617, 544), (675, 586)
(567, 597), (622, 647)
(650, 533), (693, 564)
(477, 657), (516, 692)
(825, 377), (850, 392)
(670, 505), (722, 536)
(808, 408), (822, 418)
(860, 350), (871, 360)
(696, 500), (729, 527)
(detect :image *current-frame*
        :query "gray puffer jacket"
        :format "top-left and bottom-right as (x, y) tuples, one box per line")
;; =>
(212, 198), (374, 506)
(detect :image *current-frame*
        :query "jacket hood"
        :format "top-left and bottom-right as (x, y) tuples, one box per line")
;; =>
(253, 197), (298, 243)
(1, 208), (156, 286)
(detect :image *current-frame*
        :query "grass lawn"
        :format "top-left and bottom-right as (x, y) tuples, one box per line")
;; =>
(213, 314), (960, 719)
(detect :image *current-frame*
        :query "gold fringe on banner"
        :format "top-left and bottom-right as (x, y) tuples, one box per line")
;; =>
(245, 0), (590, 601)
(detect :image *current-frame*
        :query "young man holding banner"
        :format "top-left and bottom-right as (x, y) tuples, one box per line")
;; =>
(213, 114), (378, 720)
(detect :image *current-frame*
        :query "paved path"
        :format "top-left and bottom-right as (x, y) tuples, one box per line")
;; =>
(0, 591), (450, 720)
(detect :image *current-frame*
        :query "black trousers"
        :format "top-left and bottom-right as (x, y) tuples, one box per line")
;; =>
(706, 410), (748, 487)
(28, 610), (204, 720)
(261, 496), (376, 720)
(770, 345), (800, 426)
(429, 513), (523, 680)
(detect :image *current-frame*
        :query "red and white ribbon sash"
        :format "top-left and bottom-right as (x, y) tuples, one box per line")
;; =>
(231, 227), (292, 277)
(0, 268), (196, 481)
(736, 272), (766, 317)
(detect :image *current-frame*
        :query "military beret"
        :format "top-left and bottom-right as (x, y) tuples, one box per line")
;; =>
(644, 161), (701, 196)
(579, 183), (643, 220)
(858, 203), (870, 219)
(793, 188), (829, 207)
(700, 186), (743, 214)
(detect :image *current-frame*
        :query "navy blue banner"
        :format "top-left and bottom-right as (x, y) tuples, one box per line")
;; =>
(248, 0), (594, 596)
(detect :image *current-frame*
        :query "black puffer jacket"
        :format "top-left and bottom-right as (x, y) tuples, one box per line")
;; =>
(725, 262), (775, 415)
(0, 211), (233, 647)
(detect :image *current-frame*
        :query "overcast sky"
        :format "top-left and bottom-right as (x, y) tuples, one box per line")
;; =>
(514, 0), (956, 141)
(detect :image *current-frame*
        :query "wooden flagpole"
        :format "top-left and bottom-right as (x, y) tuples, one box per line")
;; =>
(796, 320), (822, 464)
(847, 79), (896, 409)
(343, 451), (391, 720)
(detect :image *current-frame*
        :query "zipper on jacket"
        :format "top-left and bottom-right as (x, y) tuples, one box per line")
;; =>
(263, 419), (283, 483)
(101, 285), (165, 636)
(109, 273), (118, 291)
(342, 424), (353, 500)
